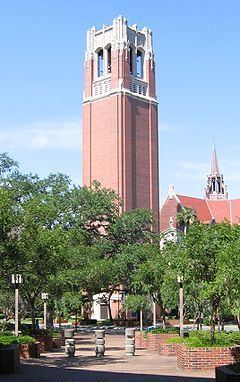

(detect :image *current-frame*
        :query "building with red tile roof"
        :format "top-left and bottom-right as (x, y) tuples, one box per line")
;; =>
(160, 145), (240, 232)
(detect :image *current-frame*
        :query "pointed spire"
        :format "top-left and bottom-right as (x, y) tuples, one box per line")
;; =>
(211, 140), (220, 175)
(205, 141), (228, 200)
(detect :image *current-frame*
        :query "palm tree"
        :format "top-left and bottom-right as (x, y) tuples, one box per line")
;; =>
(176, 207), (198, 235)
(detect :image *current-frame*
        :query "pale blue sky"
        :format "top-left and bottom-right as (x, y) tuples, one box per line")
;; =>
(1, 0), (240, 202)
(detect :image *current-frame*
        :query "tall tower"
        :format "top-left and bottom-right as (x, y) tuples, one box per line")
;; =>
(205, 143), (228, 200)
(82, 16), (159, 230)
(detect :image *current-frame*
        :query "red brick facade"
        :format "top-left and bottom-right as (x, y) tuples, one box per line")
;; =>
(82, 17), (159, 230)
(135, 332), (178, 355)
(177, 344), (240, 370)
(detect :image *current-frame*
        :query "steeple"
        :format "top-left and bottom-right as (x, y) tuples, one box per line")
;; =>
(205, 142), (228, 200)
(211, 141), (220, 175)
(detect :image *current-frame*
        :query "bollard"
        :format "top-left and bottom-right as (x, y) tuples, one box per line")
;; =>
(65, 338), (75, 357)
(94, 330), (105, 357)
(125, 328), (135, 356)
(64, 328), (75, 339)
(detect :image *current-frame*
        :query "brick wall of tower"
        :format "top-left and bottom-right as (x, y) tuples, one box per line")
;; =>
(82, 92), (159, 230)
(123, 95), (159, 229)
(82, 94), (121, 195)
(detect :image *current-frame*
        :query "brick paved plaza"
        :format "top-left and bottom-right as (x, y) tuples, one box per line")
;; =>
(2, 333), (215, 382)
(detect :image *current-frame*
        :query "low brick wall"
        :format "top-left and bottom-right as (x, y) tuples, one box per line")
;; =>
(135, 332), (178, 354)
(34, 335), (53, 352)
(160, 341), (178, 356)
(177, 344), (240, 370)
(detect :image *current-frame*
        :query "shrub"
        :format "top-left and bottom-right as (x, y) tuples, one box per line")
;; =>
(147, 327), (179, 335)
(167, 330), (240, 348)
(0, 334), (36, 347)
(15, 335), (36, 345)
(49, 329), (63, 338)
(22, 328), (51, 337)
(0, 335), (17, 347)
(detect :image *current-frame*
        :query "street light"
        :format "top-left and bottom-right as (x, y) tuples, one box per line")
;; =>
(11, 274), (22, 336)
(177, 275), (184, 338)
(41, 293), (49, 330)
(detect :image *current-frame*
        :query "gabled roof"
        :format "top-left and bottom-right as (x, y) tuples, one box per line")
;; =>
(208, 199), (240, 224)
(177, 195), (240, 224)
(177, 195), (212, 223)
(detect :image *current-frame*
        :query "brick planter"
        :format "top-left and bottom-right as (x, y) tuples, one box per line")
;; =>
(159, 340), (178, 356)
(0, 345), (20, 374)
(34, 335), (53, 352)
(135, 331), (147, 349)
(20, 342), (40, 358)
(216, 365), (240, 381)
(177, 344), (240, 370)
(135, 331), (178, 354)
(52, 338), (62, 349)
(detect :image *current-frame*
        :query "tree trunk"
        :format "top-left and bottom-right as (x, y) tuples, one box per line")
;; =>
(199, 311), (203, 330)
(235, 314), (240, 330)
(184, 225), (187, 235)
(107, 292), (113, 322)
(58, 314), (62, 329)
(162, 311), (166, 329)
(210, 315), (215, 344)
(210, 297), (220, 344)
(192, 315), (199, 330)
(30, 302), (36, 330)
(75, 309), (78, 333)
(47, 309), (53, 328)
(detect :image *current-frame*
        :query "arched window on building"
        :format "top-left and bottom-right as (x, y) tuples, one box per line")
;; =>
(97, 49), (104, 77)
(136, 50), (143, 78)
(129, 47), (133, 74)
(107, 46), (111, 74)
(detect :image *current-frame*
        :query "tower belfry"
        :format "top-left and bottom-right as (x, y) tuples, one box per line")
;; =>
(82, 16), (159, 230)
(205, 143), (228, 200)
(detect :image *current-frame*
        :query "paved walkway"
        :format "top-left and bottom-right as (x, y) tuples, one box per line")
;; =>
(1, 333), (216, 382)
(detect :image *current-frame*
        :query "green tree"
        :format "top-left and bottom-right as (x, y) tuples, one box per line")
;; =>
(176, 206), (198, 235)
(176, 222), (240, 342)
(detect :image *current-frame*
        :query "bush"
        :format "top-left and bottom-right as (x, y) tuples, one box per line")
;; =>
(22, 328), (51, 337)
(0, 335), (17, 347)
(167, 330), (240, 348)
(147, 327), (179, 335)
(15, 335), (36, 345)
(0, 334), (36, 347)
(48, 329), (63, 338)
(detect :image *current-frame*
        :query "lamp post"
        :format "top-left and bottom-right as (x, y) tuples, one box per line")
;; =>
(11, 274), (22, 336)
(177, 276), (184, 338)
(41, 293), (49, 330)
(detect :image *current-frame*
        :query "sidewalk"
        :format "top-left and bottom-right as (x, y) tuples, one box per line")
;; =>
(1, 333), (216, 381)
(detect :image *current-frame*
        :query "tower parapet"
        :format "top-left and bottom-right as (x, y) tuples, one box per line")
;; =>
(83, 16), (156, 101)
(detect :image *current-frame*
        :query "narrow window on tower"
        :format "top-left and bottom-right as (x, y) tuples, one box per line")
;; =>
(107, 46), (111, 74)
(129, 47), (133, 74)
(136, 50), (143, 78)
(97, 49), (104, 77)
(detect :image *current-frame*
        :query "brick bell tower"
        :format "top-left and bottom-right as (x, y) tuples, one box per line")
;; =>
(82, 16), (159, 230)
